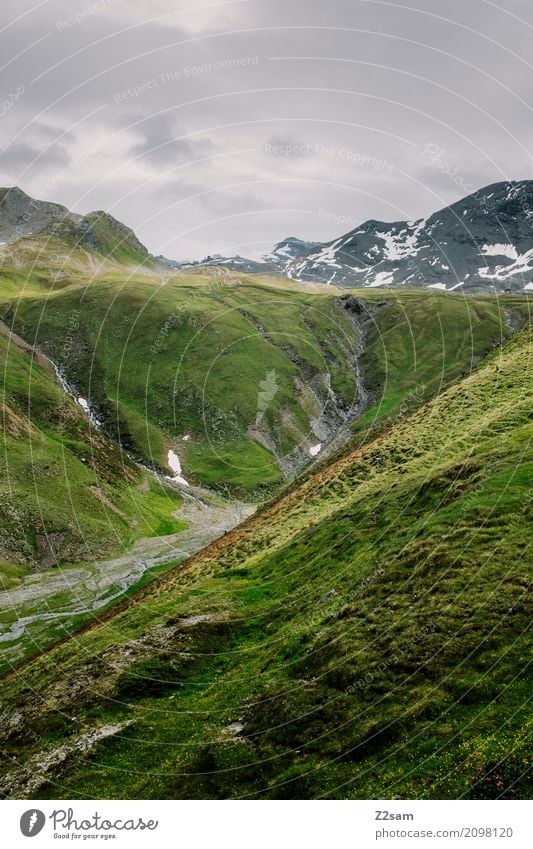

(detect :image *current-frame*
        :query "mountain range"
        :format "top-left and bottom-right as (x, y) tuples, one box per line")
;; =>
(3, 181), (533, 293)
(176, 181), (533, 294)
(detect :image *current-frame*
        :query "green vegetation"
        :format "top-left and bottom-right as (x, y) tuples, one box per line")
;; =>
(78, 210), (151, 265)
(1, 230), (530, 798)
(0, 187), (153, 271)
(1, 266), (526, 496)
(0, 320), (184, 569)
(0, 325), (530, 800)
(1, 269), (361, 494)
(350, 288), (531, 432)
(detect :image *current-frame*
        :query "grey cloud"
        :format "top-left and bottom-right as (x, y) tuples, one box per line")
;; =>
(1, 0), (532, 258)
(0, 140), (69, 173)
(129, 113), (214, 166)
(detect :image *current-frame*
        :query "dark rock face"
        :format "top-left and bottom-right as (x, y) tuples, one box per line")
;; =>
(263, 236), (323, 267)
(263, 181), (533, 293)
(36, 532), (64, 569)
(0, 187), (150, 260)
(0, 187), (81, 243)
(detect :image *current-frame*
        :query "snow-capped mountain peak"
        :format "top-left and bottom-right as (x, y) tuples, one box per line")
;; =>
(267, 181), (533, 292)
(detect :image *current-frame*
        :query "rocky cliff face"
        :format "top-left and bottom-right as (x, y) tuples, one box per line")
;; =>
(0, 187), (80, 243)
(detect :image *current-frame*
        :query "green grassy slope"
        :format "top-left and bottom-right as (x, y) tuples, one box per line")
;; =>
(0, 321), (184, 576)
(347, 288), (531, 432)
(1, 268), (526, 495)
(76, 210), (152, 265)
(1, 271), (362, 494)
(0, 325), (530, 800)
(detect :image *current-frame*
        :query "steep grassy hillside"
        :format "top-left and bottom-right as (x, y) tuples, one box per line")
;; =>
(0, 319), (184, 575)
(0, 326), (530, 800)
(1, 267), (527, 495)
(347, 288), (530, 433)
(1, 271), (363, 494)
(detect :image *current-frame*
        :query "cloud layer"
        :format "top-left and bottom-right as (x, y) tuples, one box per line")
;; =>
(1, 0), (533, 259)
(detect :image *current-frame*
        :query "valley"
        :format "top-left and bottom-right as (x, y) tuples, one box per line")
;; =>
(2, 0), (533, 816)
(0, 490), (254, 674)
(0, 320), (530, 800)
(0, 185), (530, 801)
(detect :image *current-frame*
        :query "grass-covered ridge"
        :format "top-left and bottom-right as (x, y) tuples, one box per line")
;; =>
(1, 265), (527, 495)
(347, 288), (530, 431)
(0, 187), (153, 269)
(0, 324), (530, 800)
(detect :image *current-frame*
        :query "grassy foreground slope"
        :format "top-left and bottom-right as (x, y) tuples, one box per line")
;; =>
(0, 319), (184, 576)
(1, 265), (527, 494)
(0, 325), (530, 800)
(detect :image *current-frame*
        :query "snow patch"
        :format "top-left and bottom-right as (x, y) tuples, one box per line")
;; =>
(481, 244), (518, 260)
(506, 184), (522, 201)
(428, 283), (447, 290)
(478, 247), (533, 281)
(307, 237), (344, 267)
(367, 271), (395, 288)
(309, 443), (322, 457)
(167, 449), (189, 486)
(375, 219), (425, 261)
(77, 397), (89, 412)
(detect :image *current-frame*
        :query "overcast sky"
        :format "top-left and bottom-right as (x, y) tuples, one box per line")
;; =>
(1, 0), (533, 259)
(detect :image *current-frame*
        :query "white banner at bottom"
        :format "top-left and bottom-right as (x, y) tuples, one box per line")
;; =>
(0, 799), (531, 849)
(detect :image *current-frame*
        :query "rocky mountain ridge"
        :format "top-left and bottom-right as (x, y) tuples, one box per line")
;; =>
(176, 181), (533, 293)
(268, 180), (533, 293)
(4, 181), (533, 292)
(0, 187), (150, 264)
